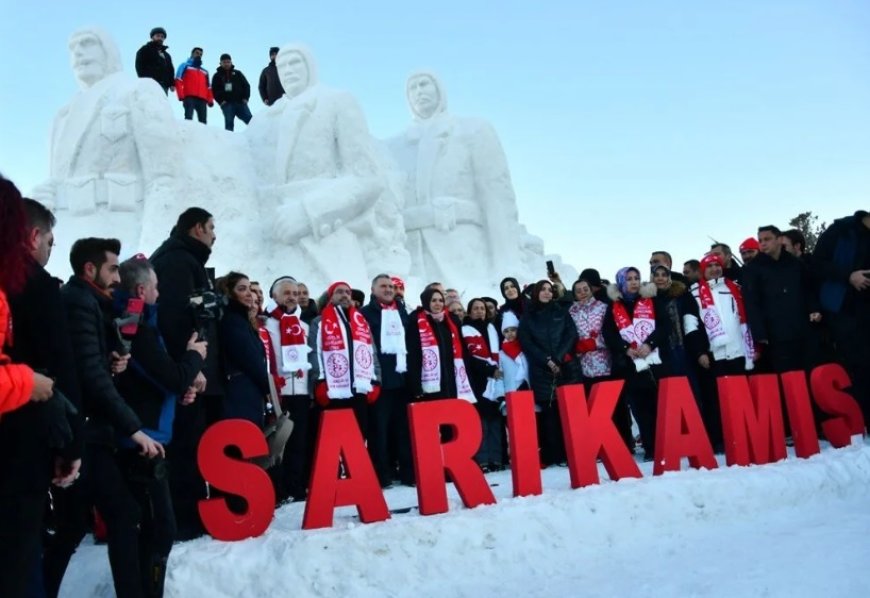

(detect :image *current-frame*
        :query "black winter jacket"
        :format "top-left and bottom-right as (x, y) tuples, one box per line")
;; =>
(461, 318), (499, 401)
(741, 251), (819, 344)
(518, 301), (578, 405)
(60, 277), (141, 446)
(1, 261), (83, 493)
(652, 281), (704, 376)
(150, 234), (224, 395)
(406, 310), (463, 400)
(114, 298), (204, 438)
(258, 60), (285, 105)
(602, 289), (669, 379)
(360, 299), (409, 391)
(813, 211), (870, 316)
(212, 66), (251, 104)
(219, 300), (269, 427)
(135, 41), (175, 91)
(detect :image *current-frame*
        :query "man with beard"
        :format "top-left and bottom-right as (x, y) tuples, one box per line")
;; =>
(263, 277), (312, 502)
(135, 27), (175, 94)
(45, 238), (164, 598)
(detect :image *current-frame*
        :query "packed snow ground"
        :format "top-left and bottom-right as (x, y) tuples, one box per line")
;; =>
(61, 441), (870, 598)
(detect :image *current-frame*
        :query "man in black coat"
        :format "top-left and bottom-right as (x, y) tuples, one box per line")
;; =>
(212, 53), (252, 131)
(360, 274), (414, 487)
(149, 207), (220, 540)
(258, 46), (285, 106)
(135, 27), (175, 94)
(45, 237), (164, 598)
(741, 225), (821, 374)
(1, 199), (81, 598)
(813, 210), (870, 429)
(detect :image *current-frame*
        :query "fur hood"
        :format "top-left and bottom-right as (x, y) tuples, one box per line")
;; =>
(606, 281), (657, 302)
(663, 280), (687, 298)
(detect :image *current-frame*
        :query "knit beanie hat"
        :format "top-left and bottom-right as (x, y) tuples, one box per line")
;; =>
(150, 27), (167, 38)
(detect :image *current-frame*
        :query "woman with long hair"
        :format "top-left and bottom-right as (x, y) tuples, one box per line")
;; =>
(518, 280), (578, 467)
(217, 271), (269, 426)
(462, 298), (504, 471)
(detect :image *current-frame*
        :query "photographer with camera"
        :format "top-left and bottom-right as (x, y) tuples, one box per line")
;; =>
(45, 238), (164, 598)
(149, 207), (220, 540)
(1, 197), (82, 598)
(112, 255), (207, 596)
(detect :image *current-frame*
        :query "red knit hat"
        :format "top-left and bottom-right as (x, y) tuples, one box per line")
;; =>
(326, 281), (350, 298)
(700, 253), (725, 272)
(739, 237), (760, 252)
(390, 276), (405, 291)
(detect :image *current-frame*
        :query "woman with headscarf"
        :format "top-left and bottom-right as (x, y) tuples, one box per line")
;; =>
(406, 287), (475, 403)
(518, 280), (578, 467)
(462, 298), (504, 471)
(498, 276), (528, 321)
(603, 267), (668, 461)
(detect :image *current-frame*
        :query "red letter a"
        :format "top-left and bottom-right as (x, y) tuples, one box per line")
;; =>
(408, 399), (496, 516)
(654, 377), (718, 475)
(810, 364), (865, 448)
(505, 390), (542, 497)
(717, 374), (787, 466)
(557, 381), (642, 487)
(198, 420), (275, 541)
(302, 409), (390, 530)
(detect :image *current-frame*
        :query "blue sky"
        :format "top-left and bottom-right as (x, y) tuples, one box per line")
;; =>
(1, 1), (868, 280)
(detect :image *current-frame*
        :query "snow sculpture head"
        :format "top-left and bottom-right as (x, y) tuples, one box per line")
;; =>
(276, 44), (318, 99)
(68, 27), (122, 89)
(406, 71), (447, 120)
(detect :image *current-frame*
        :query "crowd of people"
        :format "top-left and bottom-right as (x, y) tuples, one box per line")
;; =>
(135, 26), (284, 131)
(1, 170), (868, 597)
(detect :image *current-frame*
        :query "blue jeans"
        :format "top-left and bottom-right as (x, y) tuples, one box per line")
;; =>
(183, 97), (208, 123)
(221, 101), (252, 131)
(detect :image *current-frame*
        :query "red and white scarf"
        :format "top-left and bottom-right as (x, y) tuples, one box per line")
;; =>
(318, 304), (375, 399)
(417, 311), (475, 402)
(267, 303), (311, 375)
(612, 298), (661, 372)
(379, 302), (407, 373)
(462, 321), (503, 401)
(697, 278), (755, 370)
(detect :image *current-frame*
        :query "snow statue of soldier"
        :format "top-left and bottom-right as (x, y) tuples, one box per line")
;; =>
(385, 70), (532, 289)
(247, 43), (409, 292)
(32, 27), (178, 260)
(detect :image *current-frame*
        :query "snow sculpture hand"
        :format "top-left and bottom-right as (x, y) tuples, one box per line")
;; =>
(31, 181), (58, 210)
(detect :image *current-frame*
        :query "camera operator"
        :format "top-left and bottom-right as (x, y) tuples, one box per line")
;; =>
(1, 198), (82, 598)
(149, 207), (220, 540)
(113, 255), (207, 596)
(44, 238), (164, 598)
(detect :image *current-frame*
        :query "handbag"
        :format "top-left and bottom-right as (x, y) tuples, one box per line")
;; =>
(255, 374), (294, 469)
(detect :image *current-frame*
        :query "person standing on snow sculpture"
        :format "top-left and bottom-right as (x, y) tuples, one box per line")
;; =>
(212, 53), (252, 131)
(386, 71), (525, 286)
(309, 282), (381, 441)
(258, 46), (285, 106)
(247, 44), (408, 292)
(175, 47), (213, 124)
(135, 27), (175, 94)
(31, 28), (177, 263)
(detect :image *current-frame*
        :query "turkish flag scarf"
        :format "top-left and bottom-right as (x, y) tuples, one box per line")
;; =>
(416, 310), (475, 402)
(269, 305), (311, 374)
(318, 303), (374, 399)
(611, 297), (662, 372)
(461, 321), (503, 401)
(697, 278), (755, 370)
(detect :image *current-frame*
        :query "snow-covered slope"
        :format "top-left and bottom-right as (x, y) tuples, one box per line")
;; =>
(61, 442), (870, 597)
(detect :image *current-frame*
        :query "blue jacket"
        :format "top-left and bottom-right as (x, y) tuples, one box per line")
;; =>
(219, 299), (269, 427)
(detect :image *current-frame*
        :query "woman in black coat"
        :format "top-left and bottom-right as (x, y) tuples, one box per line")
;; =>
(218, 272), (269, 427)
(406, 287), (466, 401)
(518, 280), (578, 466)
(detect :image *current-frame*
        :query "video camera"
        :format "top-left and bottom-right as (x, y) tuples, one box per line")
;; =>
(189, 289), (227, 341)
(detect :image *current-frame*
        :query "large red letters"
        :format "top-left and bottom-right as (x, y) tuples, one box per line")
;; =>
(302, 409), (390, 530)
(197, 420), (275, 541)
(717, 374), (787, 466)
(780, 371), (821, 458)
(810, 363), (865, 447)
(407, 399), (496, 515)
(505, 391), (543, 497)
(653, 377), (718, 475)
(557, 381), (642, 487)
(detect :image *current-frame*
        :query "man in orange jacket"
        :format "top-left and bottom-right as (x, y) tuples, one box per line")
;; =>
(175, 47), (213, 124)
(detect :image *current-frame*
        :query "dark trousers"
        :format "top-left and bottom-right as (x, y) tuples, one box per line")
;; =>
(622, 371), (658, 459)
(367, 387), (413, 485)
(828, 312), (870, 431)
(0, 491), (47, 598)
(220, 102), (252, 131)
(167, 399), (209, 540)
(536, 401), (566, 466)
(43, 444), (142, 598)
(182, 97), (207, 123)
(475, 400), (505, 467)
(273, 395), (311, 501)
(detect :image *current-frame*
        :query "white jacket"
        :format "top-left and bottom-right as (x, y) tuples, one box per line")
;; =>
(689, 278), (748, 362)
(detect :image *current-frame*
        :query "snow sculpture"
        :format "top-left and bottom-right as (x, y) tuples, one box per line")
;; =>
(246, 44), (409, 292)
(32, 27), (179, 262)
(386, 71), (555, 291)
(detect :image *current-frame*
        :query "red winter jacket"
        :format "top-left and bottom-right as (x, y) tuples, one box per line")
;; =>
(175, 60), (214, 104)
(0, 288), (34, 417)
